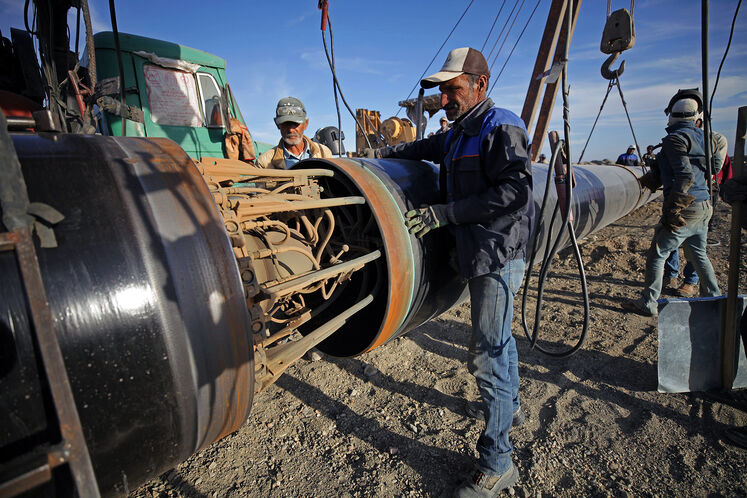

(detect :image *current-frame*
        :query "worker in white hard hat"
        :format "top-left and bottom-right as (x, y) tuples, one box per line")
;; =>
(623, 88), (721, 316)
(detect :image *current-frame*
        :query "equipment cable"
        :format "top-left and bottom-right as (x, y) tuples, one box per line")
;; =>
(488, 0), (544, 96)
(319, 8), (372, 150)
(708, 0), (742, 122)
(108, 0), (127, 137)
(328, 16), (343, 156)
(520, 0), (590, 358)
(395, 0), (475, 117)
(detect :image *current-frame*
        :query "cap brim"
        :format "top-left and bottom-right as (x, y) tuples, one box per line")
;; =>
(420, 70), (464, 89)
(275, 115), (306, 125)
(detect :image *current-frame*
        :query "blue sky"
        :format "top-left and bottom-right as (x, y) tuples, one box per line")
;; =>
(1, 0), (745, 160)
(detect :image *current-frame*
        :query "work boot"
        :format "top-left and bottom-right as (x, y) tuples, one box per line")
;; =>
(464, 401), (525, 427)
(621, 298), (657, 317)
(676, 283), (699, 298)
(662, 275), (680, 290)
(453, 463), (518, 498)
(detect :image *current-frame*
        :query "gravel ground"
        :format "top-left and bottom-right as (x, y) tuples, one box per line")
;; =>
(131, 195), (747, 497)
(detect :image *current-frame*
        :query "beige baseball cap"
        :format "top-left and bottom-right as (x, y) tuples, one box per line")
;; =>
(421, 47), (490, 89)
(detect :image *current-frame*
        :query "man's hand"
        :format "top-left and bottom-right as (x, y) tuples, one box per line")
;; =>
(661, 191), (695, 232)
(661, 210), (687, 231)
(361, 148), (378, 158)
(405, 204), (449, 238)
(638, 171), (662, 193)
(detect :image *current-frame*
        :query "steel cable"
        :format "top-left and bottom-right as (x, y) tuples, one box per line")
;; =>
(486, 0), (524, 65)
(395, 0), (475, 117)
(488, 0), (545, 96)
(480, 0), (508, 53)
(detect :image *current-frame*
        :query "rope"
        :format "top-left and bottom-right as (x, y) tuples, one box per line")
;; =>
(395, 0), (475, 117)
(577, 80), (614, 163)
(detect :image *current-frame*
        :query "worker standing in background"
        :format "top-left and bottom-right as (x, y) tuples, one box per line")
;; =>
(436, 116), (451, 134)
(367, 47), (533, 497)
(623, 89), (721, 316)
(616, 145), (640, 166)
(643, 145), (657, 169)
(257, 97), (332, 169)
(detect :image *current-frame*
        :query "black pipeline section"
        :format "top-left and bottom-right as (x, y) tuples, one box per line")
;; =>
(0, 134), (253, 496)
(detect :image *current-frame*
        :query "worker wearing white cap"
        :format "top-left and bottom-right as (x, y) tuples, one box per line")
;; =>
(615, 144), (640, 166)
(623, 88), (721, 316)
(369, 47), (533, 496)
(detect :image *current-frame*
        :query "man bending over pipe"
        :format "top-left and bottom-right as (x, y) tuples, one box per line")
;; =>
(365, 47), (534, 497)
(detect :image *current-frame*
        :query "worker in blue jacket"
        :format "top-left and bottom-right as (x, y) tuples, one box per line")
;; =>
(616, 145), (640, 166)
(368, 47), (533, 497)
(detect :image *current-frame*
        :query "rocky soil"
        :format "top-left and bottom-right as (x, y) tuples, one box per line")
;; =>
(131, 196), (747, 497)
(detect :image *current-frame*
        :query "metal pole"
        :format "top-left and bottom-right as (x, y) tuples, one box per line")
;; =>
(702, 0), (713, 198)
(722, 106), (746, 390)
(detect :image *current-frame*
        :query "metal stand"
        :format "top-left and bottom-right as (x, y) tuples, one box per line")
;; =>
(0, 227), (99, 498)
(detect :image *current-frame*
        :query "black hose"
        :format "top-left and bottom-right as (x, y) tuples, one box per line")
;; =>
(519, 0), (590, 358)
(108, 0), (126, 137)
(320, 16), (371, 150)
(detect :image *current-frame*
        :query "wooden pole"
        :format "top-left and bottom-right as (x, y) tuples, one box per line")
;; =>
(529, 0), (582, 161)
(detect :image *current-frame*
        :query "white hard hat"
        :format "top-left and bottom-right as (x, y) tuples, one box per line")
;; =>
(668, 98), (702, 126)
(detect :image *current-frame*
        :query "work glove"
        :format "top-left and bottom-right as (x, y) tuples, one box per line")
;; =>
(638, 171), (662, 193)
(361, 148), (378, 158)
(661, 191), (696, 232)
(405, 204), (450, 238)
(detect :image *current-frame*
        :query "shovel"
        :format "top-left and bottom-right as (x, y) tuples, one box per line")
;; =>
(656, 106), (747, 393)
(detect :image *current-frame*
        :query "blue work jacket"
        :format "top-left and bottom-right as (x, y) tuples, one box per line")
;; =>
(657, 121), (710, 202)
(379, 98), (534, 279)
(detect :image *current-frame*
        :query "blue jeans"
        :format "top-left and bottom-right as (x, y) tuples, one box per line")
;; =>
(664, 250), (699, 284)
(467, 258), (525, 476)
(638, 201), (720, 313)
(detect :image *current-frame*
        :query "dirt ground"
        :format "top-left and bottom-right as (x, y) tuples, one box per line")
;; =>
(132, 196), (747, 497)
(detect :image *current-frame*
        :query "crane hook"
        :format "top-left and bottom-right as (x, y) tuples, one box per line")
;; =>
(601, 52), (626, 80)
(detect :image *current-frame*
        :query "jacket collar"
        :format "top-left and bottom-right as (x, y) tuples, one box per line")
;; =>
(453, 98), (493, 137)
(271, 136), (319, 166)
(666, 120), (698, 134)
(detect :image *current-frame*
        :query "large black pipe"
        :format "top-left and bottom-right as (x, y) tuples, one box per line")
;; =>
(0, 134), (253, 496)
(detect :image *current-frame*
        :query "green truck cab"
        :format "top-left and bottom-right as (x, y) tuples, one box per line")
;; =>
(93, 31), (270, 160)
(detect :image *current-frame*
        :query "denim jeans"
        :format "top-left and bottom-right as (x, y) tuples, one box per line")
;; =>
(664, 250), (699, 285)
(638, 201), (720, 313)
(467, 258), (526, 476)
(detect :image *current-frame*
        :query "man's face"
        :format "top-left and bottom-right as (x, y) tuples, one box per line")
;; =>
(439, 73), (487, 121)
(279, 119), (308, 146)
